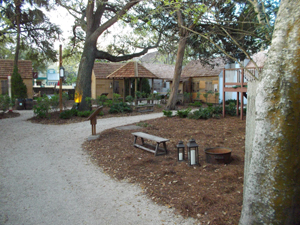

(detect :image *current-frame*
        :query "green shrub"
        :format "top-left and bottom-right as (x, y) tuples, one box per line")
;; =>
(135, 91), (142, 99)
(113, 93), (121, 103)
(225, 99), (240, 105)
(225, 102), (236, 116)
(77, 110), (92, 117)
(176, 108), (192, 118)
(188, 105), (223, 120)
(98, 111), (104, 116)
(50, 94), (59, 111)
(11, 66), (27, 99)
(189, 101), (202, 107)
(163, 110), (173, 117)
(0, 95), (11, 113)
(33, 95), (51, 118)
(207, 103), (213, 107)
(125, 95), (134, 105)
(104, 99), (113, 107)
(96, 95), (108, 106)
(59, 110), (74, 119)
(109, 102), (132, 114)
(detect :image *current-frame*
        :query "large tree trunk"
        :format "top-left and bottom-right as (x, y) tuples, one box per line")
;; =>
(239, 0), (300, 224)
(166, 36), (187, 110)
(75, 40), (96, 111)
(13, 0), (21, 66)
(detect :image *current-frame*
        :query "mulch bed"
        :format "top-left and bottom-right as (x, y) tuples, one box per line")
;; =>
(83, 116), (246, 224)
(0, 111), (20, 119)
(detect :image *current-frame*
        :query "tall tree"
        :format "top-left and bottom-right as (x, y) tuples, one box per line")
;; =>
(165, 0), (266, 109)
(57, 0), (161, 111)
(0, 0), (62, 69)
(239, 0), (300, 223)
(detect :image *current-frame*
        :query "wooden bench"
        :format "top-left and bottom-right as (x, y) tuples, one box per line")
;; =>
(87, 106), (103, 135)
(132, 132), (169, 156)
(135, 104), (154, 113)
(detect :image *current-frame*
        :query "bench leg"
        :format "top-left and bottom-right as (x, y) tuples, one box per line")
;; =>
(163, 142), (168, 154)
(133, 136), (137, 145)
(141, 138), (145, 145)
(154, 143), (160, 156)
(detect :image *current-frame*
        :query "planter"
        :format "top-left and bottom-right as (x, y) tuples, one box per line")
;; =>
(205, 147), (232, 164)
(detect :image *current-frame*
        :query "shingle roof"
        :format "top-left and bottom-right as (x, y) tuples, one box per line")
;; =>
(107, 62), (158, 79)
(93, 62), (124, 79)
(142, 63), (175, 80)
(0, 60), (32, 79)
(181, 58), (226, 78)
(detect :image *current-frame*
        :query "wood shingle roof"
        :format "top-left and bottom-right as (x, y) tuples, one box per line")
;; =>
(142, 63), (175, 80)
(0, 60), (32, 79)
(93, 62), (124, 79)
(107, 62), (158, 79)
(181, 58), (226, 78)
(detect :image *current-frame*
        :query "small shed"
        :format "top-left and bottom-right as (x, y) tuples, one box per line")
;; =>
(91, 62), (124, 99)
(181, 58), (226, 103)
(107, 61), (158, 101)
(0, 60), (33, 98)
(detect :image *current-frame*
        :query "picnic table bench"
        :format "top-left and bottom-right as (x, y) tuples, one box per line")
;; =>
(135, 104), (154, 113)
(132, 132), (169, 156)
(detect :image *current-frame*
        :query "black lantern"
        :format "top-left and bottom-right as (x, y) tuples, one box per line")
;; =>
(187, 139), (199, 166)
(176, 141), (185, 162)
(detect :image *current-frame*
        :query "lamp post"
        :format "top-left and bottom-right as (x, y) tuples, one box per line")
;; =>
(59, 66), (64, 113)
(187, 139), (199, 166)
(176, 141), (185, 162)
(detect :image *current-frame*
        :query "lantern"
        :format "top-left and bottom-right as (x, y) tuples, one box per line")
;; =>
(187, 139), (199, 166)
(176, 141), (185, 162)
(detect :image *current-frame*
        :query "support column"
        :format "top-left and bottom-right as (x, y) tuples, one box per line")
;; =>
(222, 69), (225, 118)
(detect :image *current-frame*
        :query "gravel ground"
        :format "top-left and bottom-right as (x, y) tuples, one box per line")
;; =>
(0, 110), (198, 225)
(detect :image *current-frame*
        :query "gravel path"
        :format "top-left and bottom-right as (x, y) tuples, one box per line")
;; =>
(0, 111), (198, 225)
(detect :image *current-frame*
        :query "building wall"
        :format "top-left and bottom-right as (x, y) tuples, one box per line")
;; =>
(95, 79), (125, 99)
(0, 78), (33, 98)
(191, 76), (219, 103)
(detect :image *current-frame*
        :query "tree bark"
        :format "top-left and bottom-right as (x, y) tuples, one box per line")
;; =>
(166, 35), (187, 110)
(13, 0), (21, 67)
(240, 0), (300, 224)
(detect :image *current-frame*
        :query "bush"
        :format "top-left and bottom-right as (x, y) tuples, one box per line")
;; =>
(225, 102), (236, 116)
(104, 99), (113, 107)
(109, 102), (132, 114)
(0, 95), (11, 113)
(225, 99), (240, 105)
(125, 95), (134, 105)
(189, 101), (202, 107)
(96, 95), (108, 106)
(188, 105), (222, 120)
(50, 94), (59, 111)
(11, 66), (27, 99)
(33, 95), (51, 118)
(77, 110), (92, 117)
(98, 111), (104, 116)
(59, 109), (75, 119)
(176, 108), (192, 118)
(163, 110), (173, 117)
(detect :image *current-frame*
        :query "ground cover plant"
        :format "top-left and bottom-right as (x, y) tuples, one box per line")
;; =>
(83, 116), (246, 224)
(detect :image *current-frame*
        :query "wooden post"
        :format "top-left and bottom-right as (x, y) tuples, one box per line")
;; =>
(134, 62), (138, 105)
(241, 68), (245, 120)
(123, 78), (126, 102)
(222, 69), (225, 118)
(87, 106), (103, 135)
(59, 45), (63, 113)
(236, 92), (240, 116)
(129, 78), (132, 96)
(151, 78), (154, 104)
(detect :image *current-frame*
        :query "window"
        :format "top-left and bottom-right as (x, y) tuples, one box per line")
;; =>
(1, 80), (8, 95)
(205, 81), (213, 92)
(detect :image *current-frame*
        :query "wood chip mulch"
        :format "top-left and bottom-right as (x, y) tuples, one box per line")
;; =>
(83, 116), (246, 225)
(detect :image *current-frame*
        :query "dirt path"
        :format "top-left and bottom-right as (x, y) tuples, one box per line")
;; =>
(0, 110), (198, 225)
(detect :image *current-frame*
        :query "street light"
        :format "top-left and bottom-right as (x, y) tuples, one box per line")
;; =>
(59, 66), (65, 113)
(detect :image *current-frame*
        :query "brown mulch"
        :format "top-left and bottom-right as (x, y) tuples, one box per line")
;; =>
(27, 105), (245, 224)
(83, 116), (245, 225)
(0, 111), (20, 119)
